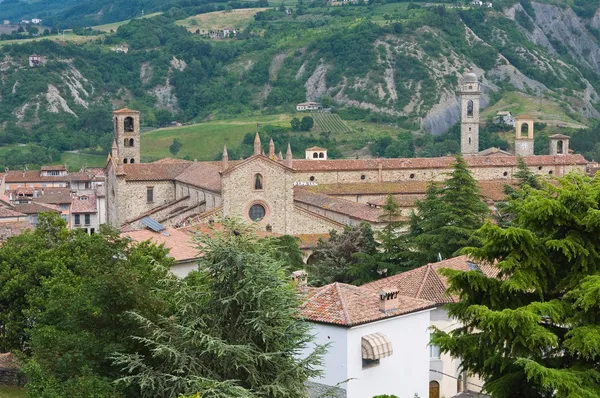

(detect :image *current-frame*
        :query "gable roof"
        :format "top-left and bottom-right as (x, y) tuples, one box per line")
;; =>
(299, 282), (435, 327)
(121, 228), (200, 263)
(221, 154), (294, 176)
(13, 202), (61, 214)
(121, 163), (191, 181)
(174, 162), (223, 193)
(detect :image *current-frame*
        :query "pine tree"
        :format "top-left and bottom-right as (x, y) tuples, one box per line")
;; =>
(433, 173), (600, 397)
(409, 155), (489, 264)
(497, 156), (541, 227)
(113, 219), (325, 398)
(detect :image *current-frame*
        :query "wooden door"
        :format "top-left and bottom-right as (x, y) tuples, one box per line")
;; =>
(429, 380), (440, 398)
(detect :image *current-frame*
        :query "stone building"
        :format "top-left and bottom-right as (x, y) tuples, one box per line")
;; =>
(459, 72), (481, 155)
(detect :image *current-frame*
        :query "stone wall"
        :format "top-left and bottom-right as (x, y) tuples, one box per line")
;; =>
(0, 368), (20, 386)
(118, 181), (176, 225)
(288, 206), (344, 235)
(106, 164), (120, 227)
(174, 182), (222, 209)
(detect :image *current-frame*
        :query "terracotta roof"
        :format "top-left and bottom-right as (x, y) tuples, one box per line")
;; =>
(40, 165), (67, 171)
(367, 194), (426, 208)
(0, 207), (25, 218)
(121, 228), (200, 263)
(306, 146), (327, 151)
(0, 221), (31, 241)
(68, 172), (104, 182)
(299, 282), (435, 326)
(478, 147), (512, 156)
(549, 134), (570, 139)
(113, 107), (140, 114)
(221, 154), (293, 176)
(175, 162), (222, 192)
(33, 189), (72, 205)
(5, 170), (68, 183)
(152, 158), (193, 165)
(287, 154), (587, 172)
(294, 188), (395, 223)
(13, 202), (60, 214)
(0, 353), (18, 369)
(515, 114), (534, 120)
(121, 163), (191, 181)
(71, 194), (97, 213)
(362, 255), (497, 304)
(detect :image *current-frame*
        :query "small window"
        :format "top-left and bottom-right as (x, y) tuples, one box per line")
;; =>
(361, 175), (366, 180)
(362, 358), (380, 369)
(310, 176), (315, 182)
(254, 174), (263, 190)
(319, 152), (324, 158)
(124, 117), (134, 132)
(130, 159), (135, 164)
(90, 228), (95, 235)
(410, 173), (415, 179)
(129, 138), (134, 147)
(265, 224), (272, 232)
(85, 214), (91, 225)
(74, 214), (81, 225)
(124, 138), (129, 147)
(80, 196), (88, 201)
(468, 137), (472, 145)
(249, 204), (266, 221)
(123, 159), (128, 164)
(147, 187), (154, 203)
(538, 166), (542, 170)
(430, 343), (440, 359)
(467, 100), (474, 117)
(503, 171), (508, 177)
(549, 170), (553, 175)
(313, 153), (319, 159)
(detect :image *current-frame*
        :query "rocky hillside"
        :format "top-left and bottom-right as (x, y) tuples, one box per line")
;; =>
(1, 1), (599, 142)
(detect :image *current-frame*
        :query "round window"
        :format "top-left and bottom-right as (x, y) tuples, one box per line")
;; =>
(361, 175), (366, 180)
(249, 204), (266, 221)
(310, 176), (315, 182)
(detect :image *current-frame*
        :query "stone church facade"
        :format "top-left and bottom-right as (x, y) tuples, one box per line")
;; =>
(106, 74), (588, 235)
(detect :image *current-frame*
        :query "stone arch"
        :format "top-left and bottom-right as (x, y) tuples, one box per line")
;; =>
(520, 122), (529, 137)
(123, 158), (128, 164)
(124, 138), (129, 147)
(467, 100), (474, 117)
(130, 158), (135, 164)
(468, 137), (472, 145)
(129, 138), (134, 147)
(319, 152), (324, 158)
(124, 117), (134, 132)
(254, 173), (263, 190)
(313, 152), (319, 158)
(557, 140), (563, 154)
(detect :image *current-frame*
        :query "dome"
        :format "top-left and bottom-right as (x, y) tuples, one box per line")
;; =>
(463, 72), (478, 83)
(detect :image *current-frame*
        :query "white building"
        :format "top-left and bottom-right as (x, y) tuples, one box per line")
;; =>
(305, 146), (328, 160)
(494, 111), (516, 127)
(296, 102), (322, 111)
(71, 192), (100, 234)
(299, 282), (435, 398)
(31, 18), (42, 24)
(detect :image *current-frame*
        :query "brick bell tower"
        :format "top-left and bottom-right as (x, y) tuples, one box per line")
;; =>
(459, 72), (481, 155)
(113, 108), (141, 164)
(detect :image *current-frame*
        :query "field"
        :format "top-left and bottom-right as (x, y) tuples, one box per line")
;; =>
(176, 8), (269, 32)
(311, 112), (352, 133)
(92, 12), (163, 32)
(56, 152), (106, 170)
(141, 114), (294, 161)
(0, 386), (26, 398)
(0, 32), (102, 47)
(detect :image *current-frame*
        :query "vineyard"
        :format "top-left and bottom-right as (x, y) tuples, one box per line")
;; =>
(311, 112), (352, 133)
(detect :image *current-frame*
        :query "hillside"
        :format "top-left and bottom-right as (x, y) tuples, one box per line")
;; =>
(0, 1), (600, 166)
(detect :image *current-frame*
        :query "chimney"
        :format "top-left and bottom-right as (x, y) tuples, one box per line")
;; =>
(286, 142), (293, 168)
(269, 138), (276, 160)
(222, 145), (229, 170)
(291, 270), (308, 286)
(379, 288), (400, 312)
(254, 132), (261, 156)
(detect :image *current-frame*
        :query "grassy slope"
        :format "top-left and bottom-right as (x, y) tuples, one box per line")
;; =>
(176, 8), (270, 33)
(0, 32), (101, 47)
(92, 12), (163, 32)
(0, 387), (26, 398)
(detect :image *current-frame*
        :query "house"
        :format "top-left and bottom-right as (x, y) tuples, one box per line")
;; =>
(31, 18), (42, 24)
(32, 188), (72, 224)
(21, 20), (30, 24)
(13, 202), (60, 228)
(113, 45), (129, 53)
(3, 20), (10, 26)
(29, 54), (42, 68)
(298, 280), (435, 398)
(494, 111), (516, 127)
(296, 102), (322, 111)
(222, 27), (237, 37)
(71, 193), (100, 234)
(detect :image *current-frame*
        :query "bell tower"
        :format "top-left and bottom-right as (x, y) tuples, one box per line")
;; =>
(113, 108), (141, 164)
(459, 72), (481, 155)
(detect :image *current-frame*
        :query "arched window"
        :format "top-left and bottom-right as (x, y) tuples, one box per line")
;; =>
(313, 152), (319, 158)
(254, 174), (263, 190)
(130, 158), (135, 164)
(557, 140), (563, 154)
(123, 158), (128, 164)
(520, 123), (529, 137)
(129, 138), (134, 147)
(249, 204), (266, 221)
(468, 137), (472, 145)
(319, 152), (324, 158)
(467, 100), (474, 117)
(114, 117), (118, 132)
(124, 117), (134, 132)
(124, 138), (129, 147)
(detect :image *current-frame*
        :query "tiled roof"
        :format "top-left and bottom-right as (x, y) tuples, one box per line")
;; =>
(121, 163), (191, 181)
(68, 172), (104, 182)
(175, 162), (222, 192)
(0, 207), (25, 218)
(152, 158), (193, 165)
(299, 282), (435, 326)
(287, 154), (587, 172)
(362, 255), (497, 304)
(13, 202), (60, 214)
(71, 194), (97, 213)
(40, 165), (67, 171)
(306, 146), (327, 151)
(294, 188), (392, 223)
(33, 189), (72, 205)
(0, 221), (32, 241)
(478, 147), (512, 156)
(121, 228), (200, 263)
(0, 353), (18, 369)
(113, 107), (140, 114)
(5, 170), (68, 183)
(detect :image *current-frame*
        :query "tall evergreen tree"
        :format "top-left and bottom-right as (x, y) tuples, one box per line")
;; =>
(497, 156), (542, 227)
(433, 173), (600, 397)
(113, 220), (325, 398)
(409, 155), (489, 264)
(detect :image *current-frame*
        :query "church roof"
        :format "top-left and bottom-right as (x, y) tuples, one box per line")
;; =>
(174, 162), (223, 193)
(113, 107), (140, 114)
(549, 134), (570, 139)
(121, 163), (192, 181)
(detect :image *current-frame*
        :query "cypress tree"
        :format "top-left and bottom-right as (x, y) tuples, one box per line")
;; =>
(433, 173), (600, 397)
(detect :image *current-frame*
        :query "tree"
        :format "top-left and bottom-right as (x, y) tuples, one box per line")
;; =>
(169, 138), (183, 155)
(307, 222), (378, 285)
(300, 116), (314, 131)
(113, 220), (325, 397)
(0, 214), (175, 397)
(433, 173), (600, 397)
(409, 155), (489, 264)
(497, 156), (541, 227)
(290, 117), (301, 131)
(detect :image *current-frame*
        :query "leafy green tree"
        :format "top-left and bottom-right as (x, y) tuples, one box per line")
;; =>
(290, 117), (301, 131)
(113, 219), (325, 398)
(409, 155), (489, 264)
(267, 235), (305, 271)
(169, 138), (183, 155)
(307, 222), (378, 285)
(497, 156), (541, 227)
(300, 116), (314, 131)
(433, 173), (600, 397)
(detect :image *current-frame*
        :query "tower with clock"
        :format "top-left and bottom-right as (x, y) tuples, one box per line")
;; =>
(515, 115), (535, 156)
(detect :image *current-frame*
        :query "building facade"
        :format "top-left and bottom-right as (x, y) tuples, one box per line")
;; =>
(460, 72), (481, 155)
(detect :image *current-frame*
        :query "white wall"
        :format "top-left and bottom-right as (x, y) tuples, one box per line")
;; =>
(346, 310), (431, 398)
(300, 323), (348, 390)
(170, 260), (199, 278)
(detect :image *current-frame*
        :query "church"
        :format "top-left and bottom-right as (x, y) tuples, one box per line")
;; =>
(106, 73), (587, 235)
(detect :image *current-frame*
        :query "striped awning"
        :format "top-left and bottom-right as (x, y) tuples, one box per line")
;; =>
(361, 332), (393, 360)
